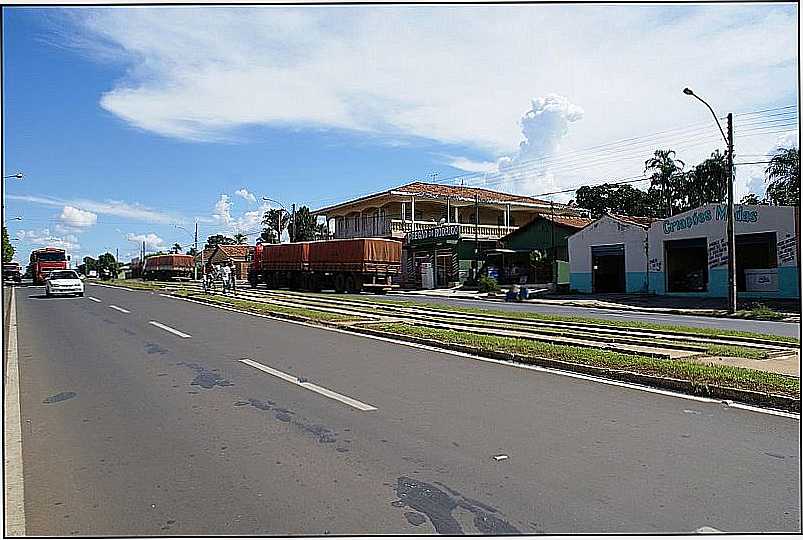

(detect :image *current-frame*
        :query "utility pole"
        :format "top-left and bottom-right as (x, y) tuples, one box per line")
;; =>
(550, 200), (556, 289)
(194, 221), (199, 280)
(116, 248), (119, 278)
(726, 113), (736, 314)
(474, 194), (479, 281)
(291, 203), (296, 242)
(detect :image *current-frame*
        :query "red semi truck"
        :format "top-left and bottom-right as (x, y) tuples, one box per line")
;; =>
(30, 247), (68, 285)
(248, 238), (401, 293)
(142, 254), (194, 281)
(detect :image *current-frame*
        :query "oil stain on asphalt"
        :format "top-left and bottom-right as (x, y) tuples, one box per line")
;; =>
(234, 397), (344, 447)
(177, 362), (233, 389)
(43, 392), (77, 404)
(144, 343), (169, 355)
(392, 477), (520, 535)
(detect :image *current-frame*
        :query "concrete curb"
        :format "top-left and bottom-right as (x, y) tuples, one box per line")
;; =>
(347, 326), (801, 414)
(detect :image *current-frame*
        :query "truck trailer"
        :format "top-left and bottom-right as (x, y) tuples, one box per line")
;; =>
(142, 254), (194, 281)
(248, 238), (401, 293)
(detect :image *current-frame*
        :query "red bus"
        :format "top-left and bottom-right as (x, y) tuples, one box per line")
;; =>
(30, 247), (68, 285)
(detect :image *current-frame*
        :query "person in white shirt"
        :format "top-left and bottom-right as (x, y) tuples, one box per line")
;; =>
(220, 264), (231, 293)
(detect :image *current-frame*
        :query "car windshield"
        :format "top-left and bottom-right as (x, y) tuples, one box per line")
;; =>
(49, 271), (78, 280)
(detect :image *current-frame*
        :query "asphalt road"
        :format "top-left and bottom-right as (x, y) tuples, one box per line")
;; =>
(10, 283), (800, 535)
(390, 294), (801, 338)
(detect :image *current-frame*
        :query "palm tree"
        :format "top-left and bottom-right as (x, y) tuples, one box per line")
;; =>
(765, 148), (800, 206)
(233, 233), (247, 244)
(171, 243), (182, 254)
(644, 149), (685, 217)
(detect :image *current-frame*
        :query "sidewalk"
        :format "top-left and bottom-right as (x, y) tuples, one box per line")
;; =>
(390, 288), (801, 321)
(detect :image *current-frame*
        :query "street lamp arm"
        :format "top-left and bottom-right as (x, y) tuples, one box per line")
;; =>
(684, 90), (728, 145)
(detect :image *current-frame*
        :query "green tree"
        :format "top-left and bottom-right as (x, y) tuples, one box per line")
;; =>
(82, 256), (98, 274)
(187, 247), (198, 257)
(171, 243), (182, 254)
(764, 147), (800, 206)
(740, 193), (764, 205)
(233, 233), (247, 244)
(204, 234), (236, 250)
(644, 149), (686, 217)
(2, 226), (15, 263)
(261, 209), (287, 244)
(288, 206), (320, 242)
(683, 150), (727, 210)
(575, 183), (659, 218)
(97, 252), (118, 275)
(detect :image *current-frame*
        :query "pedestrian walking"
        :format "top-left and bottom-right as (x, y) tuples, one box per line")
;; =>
(221, 263), (231, 294)
(229, 262), (238, 293)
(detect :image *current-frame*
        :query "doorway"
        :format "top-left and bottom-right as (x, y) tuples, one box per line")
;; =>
(592, 244), (625, 293)
(665, 238), (708, 292)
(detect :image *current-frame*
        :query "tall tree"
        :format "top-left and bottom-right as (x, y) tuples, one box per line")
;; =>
(171, 243), (182, 254)
(233, 233), (247, 244)
(575, 183), (659, 218)
(97, 252), (117, 273)
(204, 234), (236, 250)
(2, 226), (15, 263)
(644, 149), (685, 217)
(764, 147), (800, 206)
(261, 209), (287, 244)
(683, 150), (727, 210)
(740, 193), (764, 205)
(288, 206), (319, 242)
(187, 247), (198, 257)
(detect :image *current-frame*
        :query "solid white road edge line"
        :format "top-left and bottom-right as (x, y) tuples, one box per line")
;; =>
(238, 358), (377, 411)
(88, 297), (102, 303)
(148, 321), (192, 338)
(4, 287), (26, 535)
(165, 293), (799, 419)
(108, 305), (130, 314)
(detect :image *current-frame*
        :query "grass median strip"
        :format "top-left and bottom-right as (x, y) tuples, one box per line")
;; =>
(368, 323), (800, 397)
(173, 289), (356, 323)
(105, 279), (167, 291)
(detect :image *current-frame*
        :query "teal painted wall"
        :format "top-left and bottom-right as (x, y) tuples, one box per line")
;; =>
(626, 272), (648, 293)
(570, 272), (592, 292)
(649, 272), (665, 295)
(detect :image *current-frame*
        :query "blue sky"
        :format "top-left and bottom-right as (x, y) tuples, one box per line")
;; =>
(3, 4), (798, 264)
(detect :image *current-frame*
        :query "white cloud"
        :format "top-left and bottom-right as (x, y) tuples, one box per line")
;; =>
(235, 188), (257, 203)
(8, 194), (182, 224)
(17, 228), (81, 251)
(126, 232), (165, 249)
(212, 194), (232, 225)
(59, 205), (98, 229)
(64, 6), (795, 154)
(445, 156), (498, 174)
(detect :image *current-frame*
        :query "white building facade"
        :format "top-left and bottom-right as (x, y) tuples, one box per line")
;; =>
(569, 204), (800, 299)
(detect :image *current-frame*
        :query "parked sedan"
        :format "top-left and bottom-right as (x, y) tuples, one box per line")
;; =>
(45, 270), (84, 297)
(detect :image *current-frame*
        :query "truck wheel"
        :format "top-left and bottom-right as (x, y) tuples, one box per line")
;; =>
(334, 273), (346, 294)
(309, 273), (322, 292)
(344, 275), (357, 294)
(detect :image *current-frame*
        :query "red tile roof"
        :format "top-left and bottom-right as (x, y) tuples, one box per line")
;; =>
(540, 214), (594, 229)
(394, 181), (557, 206)
(215, 244), (253, 259)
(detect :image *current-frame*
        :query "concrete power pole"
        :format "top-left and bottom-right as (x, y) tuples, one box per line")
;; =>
(726, 113), (737, 314)
(194, 221), (199, 281)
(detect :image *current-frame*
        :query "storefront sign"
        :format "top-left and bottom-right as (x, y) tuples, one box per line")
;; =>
(664, 205), (760, 235)
(406, 224), (460, 244)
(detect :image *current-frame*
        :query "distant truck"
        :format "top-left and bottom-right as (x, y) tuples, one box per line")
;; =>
(142, 254), (194, 281)
(248, 238), (401, 293)
(3, 261), (22, 284)
(30, 247), (68, 285)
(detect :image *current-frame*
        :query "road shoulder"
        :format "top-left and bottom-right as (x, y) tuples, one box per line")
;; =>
(4, 286), (26, 536)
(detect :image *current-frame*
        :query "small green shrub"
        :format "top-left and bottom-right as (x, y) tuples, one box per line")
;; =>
(477, 275), (501, 293)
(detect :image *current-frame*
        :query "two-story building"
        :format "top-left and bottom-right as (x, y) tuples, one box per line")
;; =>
(312, 181), (585, 287)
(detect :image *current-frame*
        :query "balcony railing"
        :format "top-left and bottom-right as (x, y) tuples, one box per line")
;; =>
(334, 218), (517, 241)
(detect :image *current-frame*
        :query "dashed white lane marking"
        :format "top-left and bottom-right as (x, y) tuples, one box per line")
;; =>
(148, 321), (192, 338)
(694, 526), (723, 533)
(238, 358), (378, 411)
(108, 305), (130, 314)
(4, 287), (26, 535)
(168, 293), (799, 419)
(88, 297), (102, 303)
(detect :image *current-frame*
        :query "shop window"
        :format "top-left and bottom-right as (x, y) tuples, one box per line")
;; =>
(736, 232), (778, 292)
(665, 238), (707, 292)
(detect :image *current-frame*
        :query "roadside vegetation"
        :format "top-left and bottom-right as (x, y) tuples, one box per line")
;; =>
(172, 289), (355, 323)
(368, 323), (800, 397)
(105, 279), (166, 291)
(732, 303), (788, 321)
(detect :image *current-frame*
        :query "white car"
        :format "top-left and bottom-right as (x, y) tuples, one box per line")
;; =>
(45, 270), (84, 297)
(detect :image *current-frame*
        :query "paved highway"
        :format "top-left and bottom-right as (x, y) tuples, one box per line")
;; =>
(390, 294), (801, 338)
(9, 283), (800, 535)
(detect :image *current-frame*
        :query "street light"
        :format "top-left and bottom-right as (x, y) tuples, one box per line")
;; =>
(262, 197), (291, 243)
(683, 87), (736, 314)
(2, 172), (24, 228)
